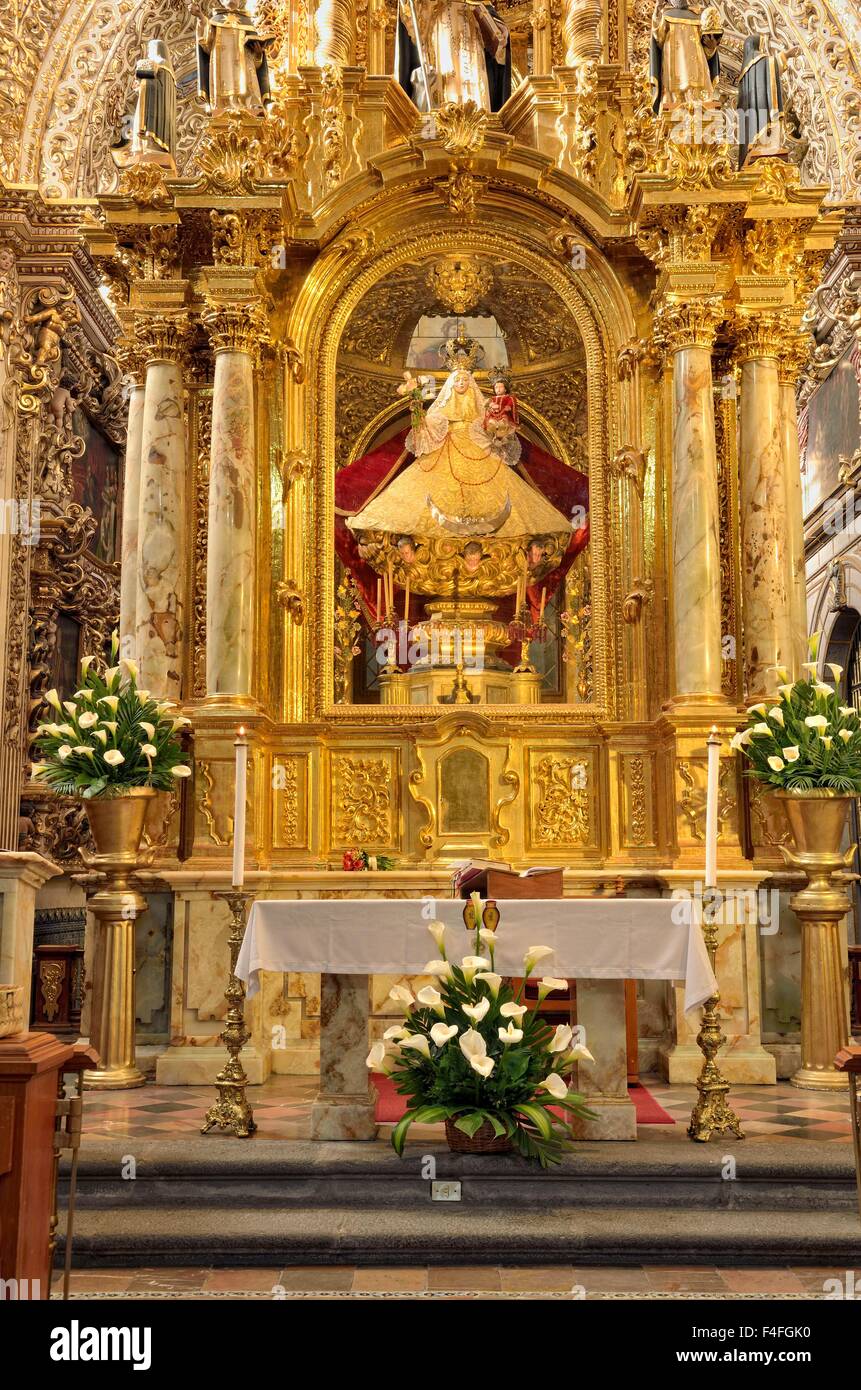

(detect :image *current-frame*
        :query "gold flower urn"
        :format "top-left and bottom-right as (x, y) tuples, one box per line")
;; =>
(776, 791), (856, 1091)
(82, 788), (156, 1090)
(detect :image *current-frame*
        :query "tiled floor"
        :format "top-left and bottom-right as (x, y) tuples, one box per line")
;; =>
(49, 1264), (855, 1301)
(78, 1074), (855, 1143)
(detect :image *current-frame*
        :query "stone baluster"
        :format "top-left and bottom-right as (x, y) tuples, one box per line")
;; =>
(778, 330), (811, 675)
(135, 315), (188, 700)
(736, 314), (798, 698)
(202, 291), (266, 707)
(658, 299), (724, 703)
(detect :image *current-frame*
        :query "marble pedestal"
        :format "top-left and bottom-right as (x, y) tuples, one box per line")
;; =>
(0, 853), (60, 1019)
(569, 979), (637, 1140)
(309, 973), (377, 1141)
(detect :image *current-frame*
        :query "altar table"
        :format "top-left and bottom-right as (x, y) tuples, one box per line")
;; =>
(236, 897), (715, 1142)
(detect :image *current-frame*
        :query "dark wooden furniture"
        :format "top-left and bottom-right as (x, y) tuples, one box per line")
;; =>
(0, 1032), (74, 1299)
(849, 945), (861, 1036)
(835, 1044), (861, 1223)
(31, 944), (84, 1036)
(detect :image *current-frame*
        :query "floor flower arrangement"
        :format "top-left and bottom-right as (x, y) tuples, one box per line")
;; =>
(367, 897), (595, 1166)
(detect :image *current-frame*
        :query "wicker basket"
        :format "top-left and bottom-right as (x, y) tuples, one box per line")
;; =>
(445, 1117), (513, 1154)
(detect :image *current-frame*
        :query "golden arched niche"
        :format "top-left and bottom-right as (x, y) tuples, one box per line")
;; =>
(282, 186), (641, 725)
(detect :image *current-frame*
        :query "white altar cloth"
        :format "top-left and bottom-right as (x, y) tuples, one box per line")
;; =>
(236, 897), (715, 1013)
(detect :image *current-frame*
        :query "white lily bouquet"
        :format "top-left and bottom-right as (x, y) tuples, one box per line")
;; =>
(730, 634), (861, 793)
(367, 896), (595, 1166)
(31, 630), (192, 798)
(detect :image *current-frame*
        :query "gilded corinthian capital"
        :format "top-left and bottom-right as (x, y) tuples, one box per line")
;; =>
(652, 296), (723, 354)
(135, 312), (188, 364)
(732, 311), (785, 364)
(202, 297), (269, 357)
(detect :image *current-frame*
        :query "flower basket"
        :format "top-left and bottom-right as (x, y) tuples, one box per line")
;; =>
(444, 1117), (513, 1154)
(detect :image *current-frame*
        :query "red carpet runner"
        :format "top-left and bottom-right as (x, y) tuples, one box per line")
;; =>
(373, 1076), (675, 1126)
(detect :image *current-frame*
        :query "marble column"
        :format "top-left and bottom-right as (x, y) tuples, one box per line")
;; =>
(203, 306), (259, 703)
(119, 358), (145, 663)
(135, 318), (187, 699)
(310, 973), (377, 1139)
(664, 302), (723, 701)
(778, 336), (810, 675)
(737, 317), (796, 698)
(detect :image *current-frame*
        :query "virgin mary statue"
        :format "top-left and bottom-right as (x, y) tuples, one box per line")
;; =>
(346, 366), (572, 541)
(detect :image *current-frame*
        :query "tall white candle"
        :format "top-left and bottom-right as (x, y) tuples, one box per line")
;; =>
(704, 726), (720, 891)
(232, 727), (248, 889)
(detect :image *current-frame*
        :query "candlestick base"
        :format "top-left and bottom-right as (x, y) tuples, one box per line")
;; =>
(201, 890), (257, 1139)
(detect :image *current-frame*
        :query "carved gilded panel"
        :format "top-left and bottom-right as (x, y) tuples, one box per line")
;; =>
(329, 750), (399, 851)
(272, 753), (310, 851)
(619, 751), (657, 850)
(527, 747), (598, 852)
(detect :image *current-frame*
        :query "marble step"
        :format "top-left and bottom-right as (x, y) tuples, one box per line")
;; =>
(61, 1137), (858, 1212)
(57, 1204), (861, 1269)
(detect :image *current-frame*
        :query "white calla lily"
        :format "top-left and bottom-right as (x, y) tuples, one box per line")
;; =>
(827, 663), (843, 682)
(104, 749), (124, 766)
(750, 722), (772, 736)
(74, 746), (95, 759)
(499, 1002), (527, 1021)
(838, 706), (856, 718)
(400, 1034), (431, 1059)
(426, 920), (447, 955)
(550, 1024), (574, 1053)
(139, 721), (156, 740)
(99, 695), (120, 713)
(839, 728), (853, 743)
(121, 658), (139, 682)
(383, 1024), (408, 1041)
(170, 765), (191, 777)
(78, 710), (98, 729)
(784, 745), (800, 761)
(538, 976), (568, 1002)
(388, 984), (415, 1012)
(768, 707), (784, 726)
(141, 743), (158, 758)
(747, 703), (767, 716)
(460, 954), (490, 982)
(474, 971), (502, 997)
(821, 735), (833, 750)
(57, 744), (72, 761)
(498, 1022), (523, 1045)
(523, 945), (554, 976)
(366, 1041), (396, 1074)
(459, 1028), (488, 1064)
(91, 729), (107, 745)
(462, 997), (491, 1024)
(469, 1054), (495, 1078)
(416, 985), (445, 1016)
(539, 1072), (568, 1100)
(430, 1023), (458, 1047)
(45, 689), (62, 712)
(424, 958), (453, 979)
(767, 756), (785, 772)
(63, 701), (77, 716)
(804, 715), (828, 731)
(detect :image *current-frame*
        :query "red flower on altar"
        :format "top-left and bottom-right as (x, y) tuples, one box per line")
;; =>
(342, 847), (365, 872)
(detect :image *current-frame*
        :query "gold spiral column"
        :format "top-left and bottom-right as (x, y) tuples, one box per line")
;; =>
(735, 313), (797, 698)
(563, 0), (603, 65)
(315, 0), (356, 66)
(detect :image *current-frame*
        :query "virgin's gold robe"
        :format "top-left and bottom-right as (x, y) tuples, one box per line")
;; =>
(347, 373), (571, 541)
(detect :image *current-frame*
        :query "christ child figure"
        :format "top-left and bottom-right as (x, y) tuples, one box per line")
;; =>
(397, 369), (431, 432)
(483, 372), (518, 441)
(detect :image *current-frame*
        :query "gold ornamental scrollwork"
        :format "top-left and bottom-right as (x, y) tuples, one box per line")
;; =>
(332, 755), (392, 846)
(435, 101), (488, 157)
(533, 754), (590, 846)
(628, 754), (649, 846)
(276, 579), (305, 626)
(192, 112), (297, 196)
(609, 445), (647, 499)
(39, 961), (64, 1021)
(210, 209), (280, 268)
(426, 255), (494, 315)
(491, 751), (519, 850)
(732, 311), (788, 365)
